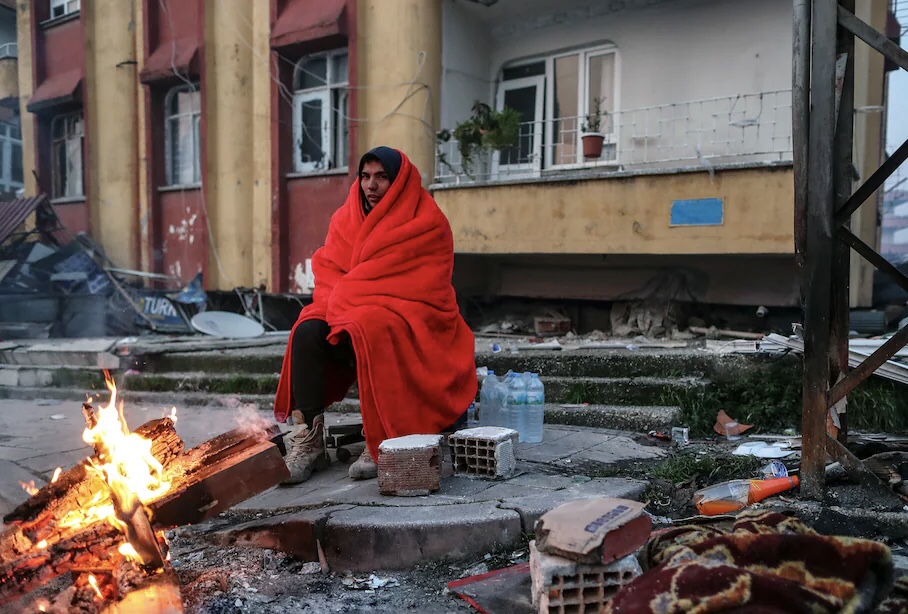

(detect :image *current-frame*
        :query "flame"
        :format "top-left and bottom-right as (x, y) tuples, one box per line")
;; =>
(118, 542), (142, 564)
(83, 373), (170, 504)
(61, 372), (172, 551)
(36, 540), (47, 549)
(169, 407), (178, 423)
(19, 481), (38, 496)
(87, 574), (102, 599)
(36, 601), (48, 612)
(51, 467), (62, 483)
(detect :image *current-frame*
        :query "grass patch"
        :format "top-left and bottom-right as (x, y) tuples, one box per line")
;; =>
(659, 354), (908, 437)
(650, 453), (762, 485)
(564, 381), (596, 405)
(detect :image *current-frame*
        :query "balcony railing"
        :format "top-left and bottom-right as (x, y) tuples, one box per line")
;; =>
(0, 43), (17, 59)
(435, 90), (793, 184)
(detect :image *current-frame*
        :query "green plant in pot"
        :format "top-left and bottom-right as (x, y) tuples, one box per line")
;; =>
(581, 97), (607, 160)
(439, 102), (521, 178)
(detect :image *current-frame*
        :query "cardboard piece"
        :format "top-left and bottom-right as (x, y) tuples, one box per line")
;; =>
(534, 497), (651, 564)
(713, 410), (753, 437)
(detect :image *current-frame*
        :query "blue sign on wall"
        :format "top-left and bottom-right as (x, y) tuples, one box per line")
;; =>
(670, 198), (724, 227)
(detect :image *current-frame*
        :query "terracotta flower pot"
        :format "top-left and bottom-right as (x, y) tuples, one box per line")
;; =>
(581, 132), (605, 159)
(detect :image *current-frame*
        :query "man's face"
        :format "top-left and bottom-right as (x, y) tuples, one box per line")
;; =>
(361, 161), (391, 207)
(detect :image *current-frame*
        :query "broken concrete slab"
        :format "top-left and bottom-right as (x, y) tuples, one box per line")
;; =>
(501, 478), (648, 534)
(4, 338), (120, 369)
(573, 436), (667, 464)
(210, 505), (355, 561)
(323, 502), (524, 572)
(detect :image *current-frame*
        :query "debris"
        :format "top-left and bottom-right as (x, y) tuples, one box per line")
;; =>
(690, 326), (765, 340)
(693, 476), (800, 516)
(732, 441), (795, 459)
(341, 574), (400, 591)
(648, 430), (671, 442)
(299, 562), (321, 575)
(447, 563), (534, 614)
(49, 414), (65, 420)
(533, 315), (571, 337)
(714, 410), (753, 439)
(671, 427), (690, 446)
(534, 498), (651, 565)
(761, 461), (789, 479)
(460, 562), (489, 578)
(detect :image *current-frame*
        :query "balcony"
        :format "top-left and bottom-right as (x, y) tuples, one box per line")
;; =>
(434, 90), (793, 185)
(0, 43), (18, 106)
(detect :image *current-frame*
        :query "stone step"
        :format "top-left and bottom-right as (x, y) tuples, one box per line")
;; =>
(0, 365), (108, 389)
(139, 346), (759, 380)
(0, 385), (681, 433)
(0, 338), (121, 369)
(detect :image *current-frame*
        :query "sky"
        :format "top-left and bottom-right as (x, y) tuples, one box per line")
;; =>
(887, 68), (908, 191)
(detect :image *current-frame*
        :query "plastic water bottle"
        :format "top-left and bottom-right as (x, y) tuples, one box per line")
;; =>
(525, 373), (545, 443)
(517, 372), (533, 442)
(479, 371), (500, 427)
(507, 372), (528, 440)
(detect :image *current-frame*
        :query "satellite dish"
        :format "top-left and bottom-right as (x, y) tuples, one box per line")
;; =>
(190, 311), (265, 339)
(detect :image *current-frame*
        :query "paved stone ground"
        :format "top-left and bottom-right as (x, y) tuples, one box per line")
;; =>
(0, 395), (662, 587)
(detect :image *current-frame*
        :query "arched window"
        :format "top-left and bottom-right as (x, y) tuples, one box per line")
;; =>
(164, 83), (201, 186)
(292, 50), (348, 173)
(51, 112), (83, 198)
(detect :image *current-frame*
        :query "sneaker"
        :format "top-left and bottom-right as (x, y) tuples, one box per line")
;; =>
(348, 447), (378, 480)
(281, 412), (329, 485)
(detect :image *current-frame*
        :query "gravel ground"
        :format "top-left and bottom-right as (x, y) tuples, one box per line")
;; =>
(171, 515), (531, 614)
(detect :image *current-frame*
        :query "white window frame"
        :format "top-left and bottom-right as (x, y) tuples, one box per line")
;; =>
(0, 119), (23, 194)
(492, 75), (545, 179)
(292, 50), (348, 174)
(50, 0), (80, 20)
(51, 111), (84, 199)
(164, 83), (202, 187)
(500, 44), (621, 174)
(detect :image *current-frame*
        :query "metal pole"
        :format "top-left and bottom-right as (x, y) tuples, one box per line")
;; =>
(802, 0), (838, 500)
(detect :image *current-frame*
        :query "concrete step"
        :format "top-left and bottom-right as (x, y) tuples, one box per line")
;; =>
(0, 365), (108, 389)
(0, 386), (680, 432)
(0, 338), (121, 369)
(140, 346), (760, 380)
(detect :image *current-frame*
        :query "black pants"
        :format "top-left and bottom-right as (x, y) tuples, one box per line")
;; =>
(290, 319), (356, 425)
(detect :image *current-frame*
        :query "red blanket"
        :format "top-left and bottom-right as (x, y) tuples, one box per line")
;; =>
(274, 151), (477, 460)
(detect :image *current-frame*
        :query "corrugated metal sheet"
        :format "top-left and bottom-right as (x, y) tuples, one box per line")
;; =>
(0, 195), (49, 245)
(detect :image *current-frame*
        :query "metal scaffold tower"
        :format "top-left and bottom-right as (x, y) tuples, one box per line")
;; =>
(795, 0), (908, 499)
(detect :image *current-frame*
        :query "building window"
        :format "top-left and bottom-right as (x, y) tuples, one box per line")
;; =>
(499, 45), (618, 171)
(164, 84), (201, 186)
(50, 0), (80, 19)
(292, 50), (348, 173)
(51, 112), (84, 199)
(0, 119), (23, 194)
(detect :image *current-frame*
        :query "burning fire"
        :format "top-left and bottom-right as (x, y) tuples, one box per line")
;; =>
(19, 480), (38, 496)
(118, 542), (142, 564)
(169, 407), (178, 423)
(87, 574), (102, 599)
(51, 467), (62, 483)
(60, 373), (171, 543)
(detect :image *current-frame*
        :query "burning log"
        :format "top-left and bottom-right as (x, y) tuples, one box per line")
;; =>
(0, 382), (289, 612)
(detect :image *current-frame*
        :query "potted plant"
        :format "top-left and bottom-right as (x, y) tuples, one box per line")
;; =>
(580, 97), (606, 159)
(438, 102), (521, 178)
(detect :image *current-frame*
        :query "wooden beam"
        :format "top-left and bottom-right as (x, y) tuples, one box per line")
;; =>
(801, 0), (839, 501)
(837, 5), (908, 74)
(838, 227), (908, 295)
(827, 323), (908, 407)
(835, 137), (908, 225)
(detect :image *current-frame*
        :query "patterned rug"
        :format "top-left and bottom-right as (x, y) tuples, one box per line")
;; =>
(603, 510), (908, 613)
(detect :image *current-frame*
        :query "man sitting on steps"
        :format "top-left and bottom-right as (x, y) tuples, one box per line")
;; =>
(273, 146), (478, 484)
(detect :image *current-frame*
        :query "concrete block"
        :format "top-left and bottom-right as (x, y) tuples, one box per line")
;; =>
(449, 427), (517, 478)
(323, 502), (523, 571)
(501, 478), (648, 534)
(530, 540), (641, 614)
(377, 434), (442, 496)
(0, 367), (18, 387)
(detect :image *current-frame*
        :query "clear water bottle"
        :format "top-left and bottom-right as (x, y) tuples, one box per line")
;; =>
(507, 372), (528, 440)
(525, 373), (545, 443)
(479, 371), (500, 427)
(517, 372), (532, 442)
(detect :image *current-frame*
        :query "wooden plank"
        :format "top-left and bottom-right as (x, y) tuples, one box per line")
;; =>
(801, 0), (839, 501)
(149, 440), (289, 528)
(838, 5), (908, 74)
(827, 323), (908, 407)
(838, 227), (908, 295)
(835, 137), (908, 225)
(831, 3), (855, 445)
(826, 435), (906, 509)
(793, 0), (811, 298)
